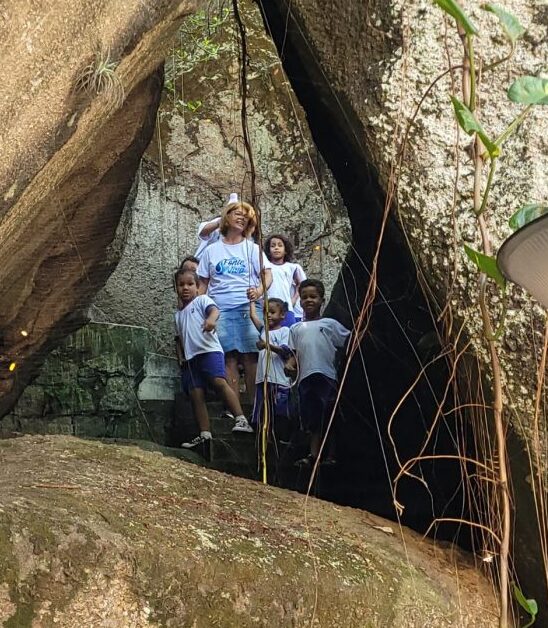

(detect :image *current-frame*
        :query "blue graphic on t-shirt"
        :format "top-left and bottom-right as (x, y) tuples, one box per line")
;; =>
(216, 258), (247, 275)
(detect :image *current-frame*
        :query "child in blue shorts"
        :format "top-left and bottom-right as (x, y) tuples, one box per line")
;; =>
(249, 299), (292, 441)
(174, 269), (250, 448)
(284, 279), (350, 466)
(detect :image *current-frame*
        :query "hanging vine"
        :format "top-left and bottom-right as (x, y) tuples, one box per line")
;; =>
(432, 1), (546, 625)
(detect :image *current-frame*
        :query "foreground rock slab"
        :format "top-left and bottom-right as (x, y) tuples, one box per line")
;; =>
(0, 436), (496, 626)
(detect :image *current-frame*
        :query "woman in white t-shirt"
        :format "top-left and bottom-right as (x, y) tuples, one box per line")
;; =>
(194, 193), (239, 259)
(265, 234), (306, 327)
(197, 201), (272, 417)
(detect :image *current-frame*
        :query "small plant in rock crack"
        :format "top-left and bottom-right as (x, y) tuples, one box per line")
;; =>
(77, 48), (125, 109)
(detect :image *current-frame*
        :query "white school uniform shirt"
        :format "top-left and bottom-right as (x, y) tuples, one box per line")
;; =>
(255, 326), (291, 386)
(268, 262), (306, 312)
(197, 238), (271, 311)
(293, 297), (304, 320)
(194, 217), (221, 259)
(288, 318), (350, 383)
(174, 295), (223, 360)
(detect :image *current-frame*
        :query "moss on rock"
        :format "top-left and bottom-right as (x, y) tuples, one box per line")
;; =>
(0, 435), (496, 626)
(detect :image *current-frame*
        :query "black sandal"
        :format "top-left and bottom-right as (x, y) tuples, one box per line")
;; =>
(294, 453), (316, 467)
(321, 457), (337, 467)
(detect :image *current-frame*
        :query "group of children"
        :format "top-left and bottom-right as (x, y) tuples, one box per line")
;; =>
(174, 195), (350, 467)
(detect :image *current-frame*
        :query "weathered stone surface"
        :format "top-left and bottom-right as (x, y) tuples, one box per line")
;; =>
(93, 0), (350, 349)
(0, 435), (497, 626)
(263, 0), (548, 615)
(0, 0), (203, 417)
(269, 0), (548, 457)
(3, 323), (152, 440)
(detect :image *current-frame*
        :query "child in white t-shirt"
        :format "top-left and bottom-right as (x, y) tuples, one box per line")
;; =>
(174, 269), (251, 448)
(249, 299), (292, 441)
(285, 279), (350, 467)
(194, 193), (239, 259)
(265, 234), (306, 327)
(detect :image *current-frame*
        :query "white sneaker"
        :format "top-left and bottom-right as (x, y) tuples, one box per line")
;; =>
(181, 435), (211, 449)
(232, 417), (253, 433)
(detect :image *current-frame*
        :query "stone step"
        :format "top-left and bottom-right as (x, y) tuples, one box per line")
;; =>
(209, 459), (259, 481)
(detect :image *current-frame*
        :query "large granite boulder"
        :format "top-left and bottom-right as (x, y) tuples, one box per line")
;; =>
(0, 435), (497, 626)
(0, 0), (203, 416)
(263, 0), (547, 446)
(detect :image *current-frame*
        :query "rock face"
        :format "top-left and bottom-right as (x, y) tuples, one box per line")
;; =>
(92, 0), (350, 350)
(264, 0), (548, 454)
(262, 0), (548, 615)
(0, 435), (497, 626)
(0, 0), (203, 417)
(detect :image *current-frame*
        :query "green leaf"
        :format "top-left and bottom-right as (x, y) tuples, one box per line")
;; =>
(450, 96), (500, 157)
(508, 76), (548, 105)
(481, 4), (525, 43)
(464, 245), (506, 289)
(433, 0), (478, 35)
(509, 203), (548, 230)
(513, 584), (538, 626)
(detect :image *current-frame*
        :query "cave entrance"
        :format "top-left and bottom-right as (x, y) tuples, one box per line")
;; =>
(258, 1), (484, 550)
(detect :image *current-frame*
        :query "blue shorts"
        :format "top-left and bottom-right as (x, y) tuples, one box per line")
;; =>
(281, 311), (296, 328)
(183, 352), (226, 391)
(251, 382), (290, 426)
(217, 304), (262, 354)
(298, 373), (338, 431)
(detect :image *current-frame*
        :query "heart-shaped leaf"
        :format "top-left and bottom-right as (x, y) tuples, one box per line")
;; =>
(513, 584), (538, 628)
(481, 4), (525, 43)
(464, 245), (506, 289)
(508, 76), (548, 105)
(433, 0), (478, 35)
(451, 96), (500, 157)
(509, 203), (548, 230)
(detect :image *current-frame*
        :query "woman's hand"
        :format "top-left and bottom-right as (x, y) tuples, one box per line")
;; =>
(247, 286), (261, 301)
(256, 339), (266, 350)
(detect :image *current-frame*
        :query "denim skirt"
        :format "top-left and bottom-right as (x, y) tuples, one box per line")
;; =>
(217, 304), (262, 354)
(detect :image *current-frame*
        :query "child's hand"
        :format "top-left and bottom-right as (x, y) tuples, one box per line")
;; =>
(247, 287), (260, 301)
(284, 363), (297, 378)
(256, 339), (266, 350)
(203, 319), (216, 332)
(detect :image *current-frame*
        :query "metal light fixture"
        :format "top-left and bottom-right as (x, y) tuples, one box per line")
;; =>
(497, 213), (548, 309)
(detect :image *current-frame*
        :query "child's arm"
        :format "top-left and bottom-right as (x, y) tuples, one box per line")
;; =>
(247, 268), (273, 302)
(202, 305), (220, 332)
(264, 342), (290, 357)
(292, 264), (306, 305)
(249, 301), (263, 331)
(198, 216), (221, 239)
(283, 353), (297, 379)
(175, 336), (185, 366)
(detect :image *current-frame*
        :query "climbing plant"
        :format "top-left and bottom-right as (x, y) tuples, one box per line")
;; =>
(164, 6), (232, 107)
(432, 1), (547, 626)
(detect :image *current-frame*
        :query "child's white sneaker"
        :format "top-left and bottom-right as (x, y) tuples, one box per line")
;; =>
(181, 434), (211, 449)
(232, 416), (253, 433)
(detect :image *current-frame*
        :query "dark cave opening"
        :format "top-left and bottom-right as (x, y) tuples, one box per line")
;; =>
(258, 0), (481, 550)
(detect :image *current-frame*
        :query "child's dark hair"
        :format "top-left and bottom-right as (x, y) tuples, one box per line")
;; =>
(299, 278), (325, 298)
(179, 255), (199, 270)
(265, 234), (294, 262)
(174, 268), (199, 288)
(267, 297), (288, 314)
